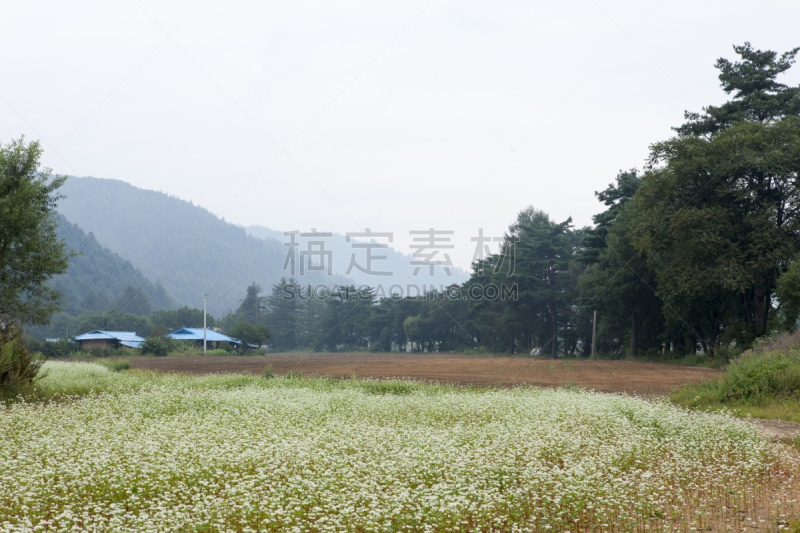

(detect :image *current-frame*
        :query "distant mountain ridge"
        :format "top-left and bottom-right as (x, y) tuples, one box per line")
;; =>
(246, 225), (470, 294)
(56, 176), (352, 316)
(52, 214), (177, 315)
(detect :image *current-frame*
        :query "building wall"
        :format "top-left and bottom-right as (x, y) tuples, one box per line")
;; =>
(79, 339), (113, 350)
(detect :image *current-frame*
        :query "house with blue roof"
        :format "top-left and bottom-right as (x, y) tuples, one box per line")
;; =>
(75, 330), (144, 350)
(167, 327), (242, 348)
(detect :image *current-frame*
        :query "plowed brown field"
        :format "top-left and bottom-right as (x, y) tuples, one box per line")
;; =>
(128, 353), (722, 395)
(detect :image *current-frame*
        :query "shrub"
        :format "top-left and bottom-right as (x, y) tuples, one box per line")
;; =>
(218, 341), (234, 353)
(720, 350), (800, 401)
(28, 338), (79, 359)
(204, 349), (228, 356)
(0, 325), (45, 399)
(88, 347), (106, 358)
(96, 359), (131, 372)
(262, 365), (275, 379)
(140, 337), (167, 357)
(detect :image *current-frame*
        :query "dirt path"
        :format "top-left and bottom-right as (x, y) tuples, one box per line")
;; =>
(128, 353), (721, 395)
(751, 419), (800, 440)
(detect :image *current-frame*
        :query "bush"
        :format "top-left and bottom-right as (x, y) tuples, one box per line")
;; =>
(88, 347), (106, 358)
(720, 350), (800, 401)
(96, 359), (131, 372)
(0, 325), (45, 399)
(140, 337), (167, 357)
(28, 338), (79, 359)
(204, 349), (228, 356)
(672, 331), (800, 414)
(218, 341), (234, 353)
(262, 365), (275, 379)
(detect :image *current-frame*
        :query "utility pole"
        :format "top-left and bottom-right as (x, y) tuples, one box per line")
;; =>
(203, 293), (207, 354)
(591, 310), (597, 360)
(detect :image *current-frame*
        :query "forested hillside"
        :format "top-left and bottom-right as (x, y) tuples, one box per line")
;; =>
(56, 178), (351, 315)
(25, 215), (178, 339)
(51, 215), (176, 315)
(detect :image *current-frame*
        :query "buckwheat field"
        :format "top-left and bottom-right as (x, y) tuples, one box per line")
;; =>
(1, 362), (798, 532)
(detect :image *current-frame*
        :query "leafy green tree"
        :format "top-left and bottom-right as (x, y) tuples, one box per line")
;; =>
(677, 43), (800, 136)
(577, 170), (666, 357)
(151, 306), (213, 332)
(775, 257), (800, 331)
(403, 315), (424, 352)
(632, 117), (800, 352)
(140, 337), (167, 356)
(228, 321), (271, 350)
(0, 138), (72, 324)
(0, 324), (44, 398)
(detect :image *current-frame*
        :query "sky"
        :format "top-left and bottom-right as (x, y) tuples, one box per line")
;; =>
(3, 0), (800, 270)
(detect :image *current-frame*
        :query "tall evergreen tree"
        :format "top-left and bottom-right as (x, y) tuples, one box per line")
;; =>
(677, 43), (800, 136)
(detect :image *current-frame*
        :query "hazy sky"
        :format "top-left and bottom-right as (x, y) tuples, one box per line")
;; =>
(3, 1), (800, 269)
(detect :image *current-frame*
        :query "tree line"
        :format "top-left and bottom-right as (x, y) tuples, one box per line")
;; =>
(236, 43), (800, 359)
(4, 43), (800, 368)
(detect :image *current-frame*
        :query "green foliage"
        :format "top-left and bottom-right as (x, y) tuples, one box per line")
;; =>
(140, 337), (167, 357)
(0, 325), (45, 399)
(227, 321), (271, 351)
(28, 338), (79, 359)
(632, 117), (800, 352)
(74, 310), (151, 338)
(151, 306), (214, 332)
(776, 258), (800, 330)
(38, 216), (177, 321)
(262, 364), (275, 379)
(677, 43), (800, 136)
(0, 138), (72, 325)
(111, 285), (152, 316)
(672, 332), (800, 421)
(204, 349), (228, 356)
(284, 370), (303, 380)
(719, 351), (800, 401)
(95, 359), (131, 372)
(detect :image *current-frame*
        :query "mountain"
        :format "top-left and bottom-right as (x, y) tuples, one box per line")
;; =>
(52, 214), (177, 316)
(56, 177), (351, 316)
(246, 225), (470, 295)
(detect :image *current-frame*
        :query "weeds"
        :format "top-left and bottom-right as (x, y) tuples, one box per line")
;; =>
(95, 359), (131, 372)
(672, 331), (800, 422)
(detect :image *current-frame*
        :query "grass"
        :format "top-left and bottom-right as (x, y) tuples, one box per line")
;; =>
(94, 358), (131, 372)
(1, 360), (798, 531)
(671, 331), (800, 423)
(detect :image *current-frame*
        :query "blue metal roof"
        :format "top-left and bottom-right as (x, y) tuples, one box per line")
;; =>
(119, 340), (143, 349)
(167, 327), (239, 343)
(75, 330), (145, 342)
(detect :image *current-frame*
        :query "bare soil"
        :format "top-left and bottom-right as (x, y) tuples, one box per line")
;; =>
(128, 353), (722, 395)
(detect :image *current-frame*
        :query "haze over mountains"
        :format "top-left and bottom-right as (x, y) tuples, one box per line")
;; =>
(57, 177), (468, 316)
(52, 215), (177, 316)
